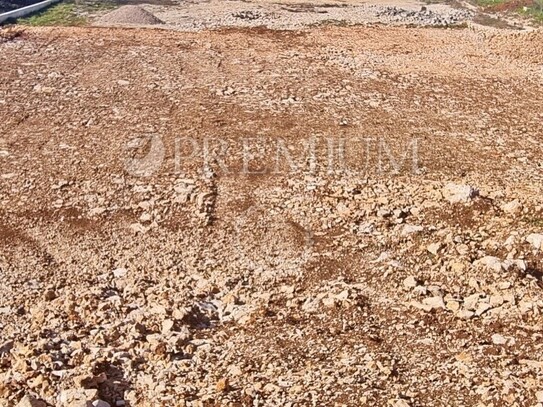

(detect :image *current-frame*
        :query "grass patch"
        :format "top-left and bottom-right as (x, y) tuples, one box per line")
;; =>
(519, 3), (543, 21)
(17, 2), (87, 26)
(16, 1), (115, 26)
(475, 0), (506, 7)
(469, 0), (543, 24)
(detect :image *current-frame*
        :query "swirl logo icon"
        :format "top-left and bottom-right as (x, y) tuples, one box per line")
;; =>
(123, 134), (165, 177)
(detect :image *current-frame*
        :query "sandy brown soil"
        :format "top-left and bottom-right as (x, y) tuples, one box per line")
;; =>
(1, 24), (543, 406)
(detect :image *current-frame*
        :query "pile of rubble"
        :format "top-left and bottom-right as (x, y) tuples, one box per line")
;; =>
(96, 6), (164, 26)
(142, 0), (476, 30)
(375, 6), (474, 26)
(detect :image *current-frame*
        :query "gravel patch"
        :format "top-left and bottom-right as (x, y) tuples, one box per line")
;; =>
(96, 5), (163, 26)
(144, 0), (475, 30)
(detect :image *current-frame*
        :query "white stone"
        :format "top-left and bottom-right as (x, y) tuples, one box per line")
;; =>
(463, 294), (480, 311)
(526, 234), (543, 250)
(442, 183), (478, 204)
(401, 224), (424, 236)
(301, 297), (319, 313)
(403, 276), (418, 289)
(446, 300), (460, 312)
(475, 303), (492, 316)
(457, 309), (474, 319)
(427, 243), (441, 255)
(112, 268), (127, 278)
(502, 259), (527, 271)
(489, 295), (504, 307)
(422, 296), (445, 310)
(491, 334), (507, 345)
(161, 319), (174, 334)
(139, 212), (152, 222)
(475, 256), (503, 273)
(500, 200), (522, 214)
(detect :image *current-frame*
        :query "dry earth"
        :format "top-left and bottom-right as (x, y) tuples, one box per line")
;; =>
(141, 0), (474, 30)
(1, 21), (543, 407)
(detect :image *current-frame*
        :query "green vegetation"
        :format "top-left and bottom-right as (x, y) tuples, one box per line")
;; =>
(17, 2), (87, 26)
(520, 0), (543, 21)
(16, 1), (115, 26)
(469, 0), (543, 25)
(475, 0), (505, 7)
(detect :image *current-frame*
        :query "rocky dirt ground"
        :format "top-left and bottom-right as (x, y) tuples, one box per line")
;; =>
(142, 0), (475, 30)
(1, 12), (543, 407)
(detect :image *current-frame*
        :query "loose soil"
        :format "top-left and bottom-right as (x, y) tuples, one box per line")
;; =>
(0, 17), (543, 407)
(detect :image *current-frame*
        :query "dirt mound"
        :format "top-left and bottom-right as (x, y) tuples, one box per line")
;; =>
(96, 5), (164, 25)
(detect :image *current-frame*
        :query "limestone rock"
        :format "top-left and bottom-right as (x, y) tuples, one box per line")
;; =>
(474, 256), (503, 273)
(427, 242), (442, 256)
(500, 200), (522, 214)
(403, 276), (418, 289)
(16, 396), (46, 407)
(402, 224), (424, 236)
(491, 334), (507, 345)
(526, 234), (543, 250)
(441, 183), (478, 204)
(422, 296), (445, 310)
